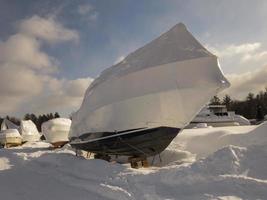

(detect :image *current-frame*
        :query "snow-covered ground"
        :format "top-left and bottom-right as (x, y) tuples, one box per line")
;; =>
(1, 123), (267, 200)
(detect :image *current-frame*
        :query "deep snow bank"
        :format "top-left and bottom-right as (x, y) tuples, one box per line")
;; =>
(169, 122), (267, 159)
(0, 123), (267, 200)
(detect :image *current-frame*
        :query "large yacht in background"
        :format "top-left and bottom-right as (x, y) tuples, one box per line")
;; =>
(69, 23), (230, 158)
(187, 105), (250, 128)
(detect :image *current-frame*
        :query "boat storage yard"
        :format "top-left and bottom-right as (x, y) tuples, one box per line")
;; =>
(0, 18), (266, 200)
(1, 122), (267, 200)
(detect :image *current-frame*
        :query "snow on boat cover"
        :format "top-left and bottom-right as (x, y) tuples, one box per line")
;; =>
(69, 23), (230, 157)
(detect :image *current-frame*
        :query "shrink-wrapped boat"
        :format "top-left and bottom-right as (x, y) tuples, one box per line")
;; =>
(0, 129), (22, 147)
(19, 120), (41, 142)
(42, 118), (71, 147)
(69, 23), (230, 157)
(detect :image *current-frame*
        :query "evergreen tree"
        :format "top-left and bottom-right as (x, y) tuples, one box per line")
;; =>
(256, 105), (264, 121)
(54, 112), (60, 118)
(210, 96), (221, 105)
(0, 117), (3, 127)
(222, 94), (232, 109)
(24, 113), (31, 120)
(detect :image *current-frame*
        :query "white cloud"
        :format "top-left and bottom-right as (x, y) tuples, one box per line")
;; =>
(221, 65), (267, 99)
(0, 34), (56, 72)
(19, 15), (79, 43)
(78, 4), (94, 16)
(206, 42), (267, 74)
(22, 77), (93, 115)
(241, 51), (267, 63)
(207, 42), (261, 58)
(0, 16), (91, 117)
(77, 3), (98, 22)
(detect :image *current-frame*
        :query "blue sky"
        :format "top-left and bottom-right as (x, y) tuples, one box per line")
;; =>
(2, 0), (267, 77)
(1, 0), (267, 116)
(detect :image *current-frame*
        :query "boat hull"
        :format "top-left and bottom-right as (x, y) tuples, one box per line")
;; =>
(70, 127), (179, 157)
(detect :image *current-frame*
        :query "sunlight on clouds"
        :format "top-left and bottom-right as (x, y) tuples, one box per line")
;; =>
(23, 77), (94, 115)
(222, 65), (267, 99)
(207, 43), (261, 58)
(206, 42), (267, 99)
(19, 15), (79, 43)
(0, 16), (91, 116)
(241, 51), (267, 63)
(0, 34), (56, 73)
(208, 42), (267, 66)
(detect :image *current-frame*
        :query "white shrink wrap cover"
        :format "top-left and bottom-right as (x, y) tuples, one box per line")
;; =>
(70, 23), (230, 139)
(42, 118), (71, 144)
(19, 120), (41, 142)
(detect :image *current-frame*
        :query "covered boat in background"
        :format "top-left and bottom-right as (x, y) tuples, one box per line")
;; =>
(1, 118), (19, 131)
(0, 129), (22, 147)
(19, 120), (41, 142)
(69, 23), (230, 158)
(41, 118), (71, 147)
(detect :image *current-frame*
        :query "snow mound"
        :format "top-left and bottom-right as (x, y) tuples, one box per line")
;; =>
(173, 122), (267, 158)
(193, 144), (267, 179)
(0, 157), (12, 171)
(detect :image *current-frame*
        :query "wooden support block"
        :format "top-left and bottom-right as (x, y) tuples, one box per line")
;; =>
(129, 157), (149, 168)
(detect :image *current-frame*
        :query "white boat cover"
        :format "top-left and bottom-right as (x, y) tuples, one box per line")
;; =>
(41, 118), (71, 143)
(1, 119), (19, 131)
(0, 129), (22, 139)
(70, 23), (230, 139)
(19, 120), (40, 142)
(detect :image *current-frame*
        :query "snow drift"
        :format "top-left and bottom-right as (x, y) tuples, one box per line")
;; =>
(172, 122), (267, 159)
